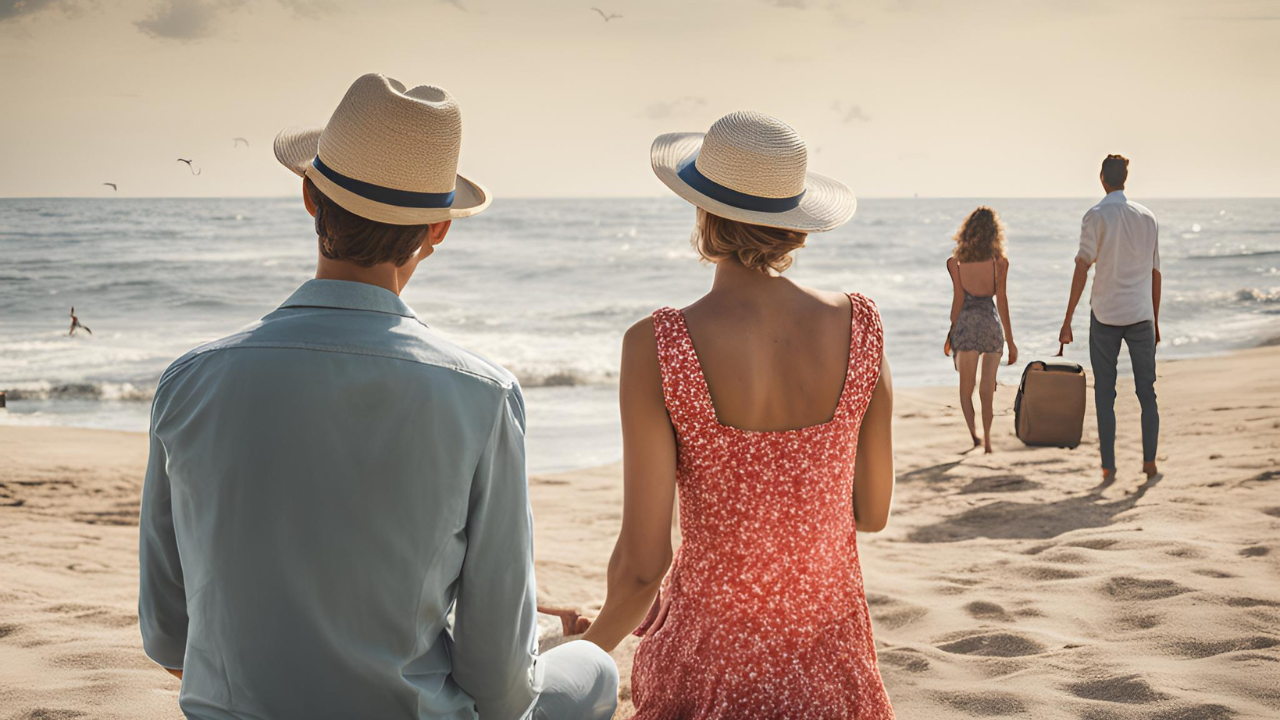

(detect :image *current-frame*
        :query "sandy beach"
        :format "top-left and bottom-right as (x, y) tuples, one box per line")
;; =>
(1, 347), (1278, 719)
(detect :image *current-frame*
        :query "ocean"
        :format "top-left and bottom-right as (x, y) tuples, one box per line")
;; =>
(2, 197), (1278, 473)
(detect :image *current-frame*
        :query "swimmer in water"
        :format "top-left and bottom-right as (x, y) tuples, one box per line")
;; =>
(69, 307), (92, 336)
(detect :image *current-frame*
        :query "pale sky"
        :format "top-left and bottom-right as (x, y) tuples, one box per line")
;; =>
(2, 0), (1278, 198)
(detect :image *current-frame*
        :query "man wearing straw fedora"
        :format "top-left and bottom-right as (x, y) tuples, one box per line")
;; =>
(137, 74), (618, 720)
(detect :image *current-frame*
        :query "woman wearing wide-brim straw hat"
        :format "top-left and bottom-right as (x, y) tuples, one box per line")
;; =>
(582, 111), (897, 718)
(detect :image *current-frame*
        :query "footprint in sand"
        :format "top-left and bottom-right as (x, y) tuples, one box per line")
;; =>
(1100, 576), (1193, 601)
(1192, 568), (1237, 579)
(964, 600), (1010, 621)
(865, 593), (930, 630)
(1066, 673), (1168, 704)
(17, 710), (87, 720)
(1165, 545), (1207, 559)
(936, 630), (1047, 657)
(1261, 507), (1280, 518)
(1064, 537), (1122, 551)
(1156, 704), (1237, 720)
(1113, 612), (1163, 631)
(1223, 596), (1280, 608)
(1239, 545), (1270, 558)
(1172, 636), (1280, 659)
(1020, 564), (1084, 581)
(877, 646), (931, 673)
(935, 691), (1026, 716)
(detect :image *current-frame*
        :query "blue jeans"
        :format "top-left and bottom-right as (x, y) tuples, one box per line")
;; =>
(1089, 313), (1159, 471)
(533, 640), (619, 720)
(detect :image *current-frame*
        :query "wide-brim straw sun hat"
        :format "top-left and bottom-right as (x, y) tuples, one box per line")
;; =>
(651, 110), (855, 233)
(274, 73), (490, 226)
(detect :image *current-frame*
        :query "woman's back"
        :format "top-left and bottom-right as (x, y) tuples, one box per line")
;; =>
(681, 284), (853, 432)
(954, 256), (999, 297)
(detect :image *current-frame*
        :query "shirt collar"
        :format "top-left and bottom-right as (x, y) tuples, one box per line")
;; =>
(278, 279), (417, 318)
(1101, 190), (1127, 204)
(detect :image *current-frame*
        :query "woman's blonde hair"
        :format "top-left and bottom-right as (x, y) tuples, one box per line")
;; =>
(952, 206), (1006, 263)
(692, 209), (808, 275)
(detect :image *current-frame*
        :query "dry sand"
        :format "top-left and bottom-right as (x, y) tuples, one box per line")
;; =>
(1, 348), (1278, 719)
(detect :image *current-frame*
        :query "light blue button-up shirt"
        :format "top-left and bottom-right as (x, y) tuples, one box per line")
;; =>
(139, 279), (541, 720)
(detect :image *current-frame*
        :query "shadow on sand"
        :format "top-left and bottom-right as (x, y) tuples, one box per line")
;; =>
(906, 472), (1165, 543)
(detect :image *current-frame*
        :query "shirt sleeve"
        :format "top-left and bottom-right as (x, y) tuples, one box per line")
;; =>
(1152, 218), (1161, 271)
(138, 402), (188, 670)
(451, 384), (541, 720)
(1076, 210), (1099, 265)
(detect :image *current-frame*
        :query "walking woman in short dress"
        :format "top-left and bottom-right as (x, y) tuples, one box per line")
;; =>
(944, 206), (1017, 453)
(581, 111), (896, 719)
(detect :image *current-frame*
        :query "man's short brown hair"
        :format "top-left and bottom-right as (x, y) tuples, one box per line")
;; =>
(305, 177), (432, 267)
(1101, 154), (1129, 189)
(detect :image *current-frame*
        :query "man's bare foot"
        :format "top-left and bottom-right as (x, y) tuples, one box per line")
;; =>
(1102, 467), (1116, 482)
(1142, 461), (1158, 478)
(537, 606), (592, 636)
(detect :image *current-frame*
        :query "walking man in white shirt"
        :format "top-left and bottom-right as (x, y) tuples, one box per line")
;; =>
(1058, 154), (1162, 481)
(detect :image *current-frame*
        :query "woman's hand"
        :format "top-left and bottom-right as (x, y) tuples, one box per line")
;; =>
(538, 606), (593, 636)
(943, 335), (952, 357)
(1006, 340), (1018, 366)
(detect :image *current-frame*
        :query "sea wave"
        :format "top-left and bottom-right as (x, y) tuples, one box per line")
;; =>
(1236, 288), (1280, 304)
(1187, 249), (1280, 261)
(510, 367), (616, 388)
(2, 381), (154, 402)
(0, 370), (614, 402)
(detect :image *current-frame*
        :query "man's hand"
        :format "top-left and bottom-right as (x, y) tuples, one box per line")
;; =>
(1059, 321), (1074, 346)
(1155, 322), (1161, 345)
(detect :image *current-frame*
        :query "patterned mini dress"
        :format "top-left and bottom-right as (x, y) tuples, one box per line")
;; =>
(949, 259), (1005, 354)
(629, 293), (895, 720)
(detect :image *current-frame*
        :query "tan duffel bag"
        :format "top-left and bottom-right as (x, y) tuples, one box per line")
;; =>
(1014, 361), (1086, 448)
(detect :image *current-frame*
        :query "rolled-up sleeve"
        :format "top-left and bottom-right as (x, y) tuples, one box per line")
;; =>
(1076, 210), (1099, 265)
(138, 403), (188, 670)
(451, 384), (541, 720)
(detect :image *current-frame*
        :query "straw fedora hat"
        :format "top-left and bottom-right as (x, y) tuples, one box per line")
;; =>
(651, 110), (855, 233)
(274, 73), (490, 226)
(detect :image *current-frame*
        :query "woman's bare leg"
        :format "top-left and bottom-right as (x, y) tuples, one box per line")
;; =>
(979, 351), (1001, 453)
(957, 351), (980, 448)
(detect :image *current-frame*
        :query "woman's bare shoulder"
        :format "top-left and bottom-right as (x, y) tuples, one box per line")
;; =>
(623, 316), (658, 356)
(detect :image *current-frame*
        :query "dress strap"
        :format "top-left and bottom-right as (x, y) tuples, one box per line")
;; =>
(841, 293), (884, 420)
(651, 307), (717, 433)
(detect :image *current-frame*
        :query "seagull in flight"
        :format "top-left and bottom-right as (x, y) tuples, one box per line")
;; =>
(591, 7), (621, 21)
(232, 137), (249, 148)
(177, 158), (202, 176)
(102, 183), (117, 192)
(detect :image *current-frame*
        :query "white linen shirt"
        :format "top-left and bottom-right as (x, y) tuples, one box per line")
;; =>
(1076, 190), (1161, 326)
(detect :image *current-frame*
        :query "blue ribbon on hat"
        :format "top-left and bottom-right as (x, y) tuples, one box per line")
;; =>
(312, 156), (456, 209)
(677, 154), (805, 214)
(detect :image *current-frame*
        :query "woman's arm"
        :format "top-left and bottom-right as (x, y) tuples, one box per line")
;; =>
(946, 257), (964, 325)
(853, 356), (894, 532)
(996, 257), (1017, 365)
(581, 318), (678, 653)
(945, 258), (963, 355)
